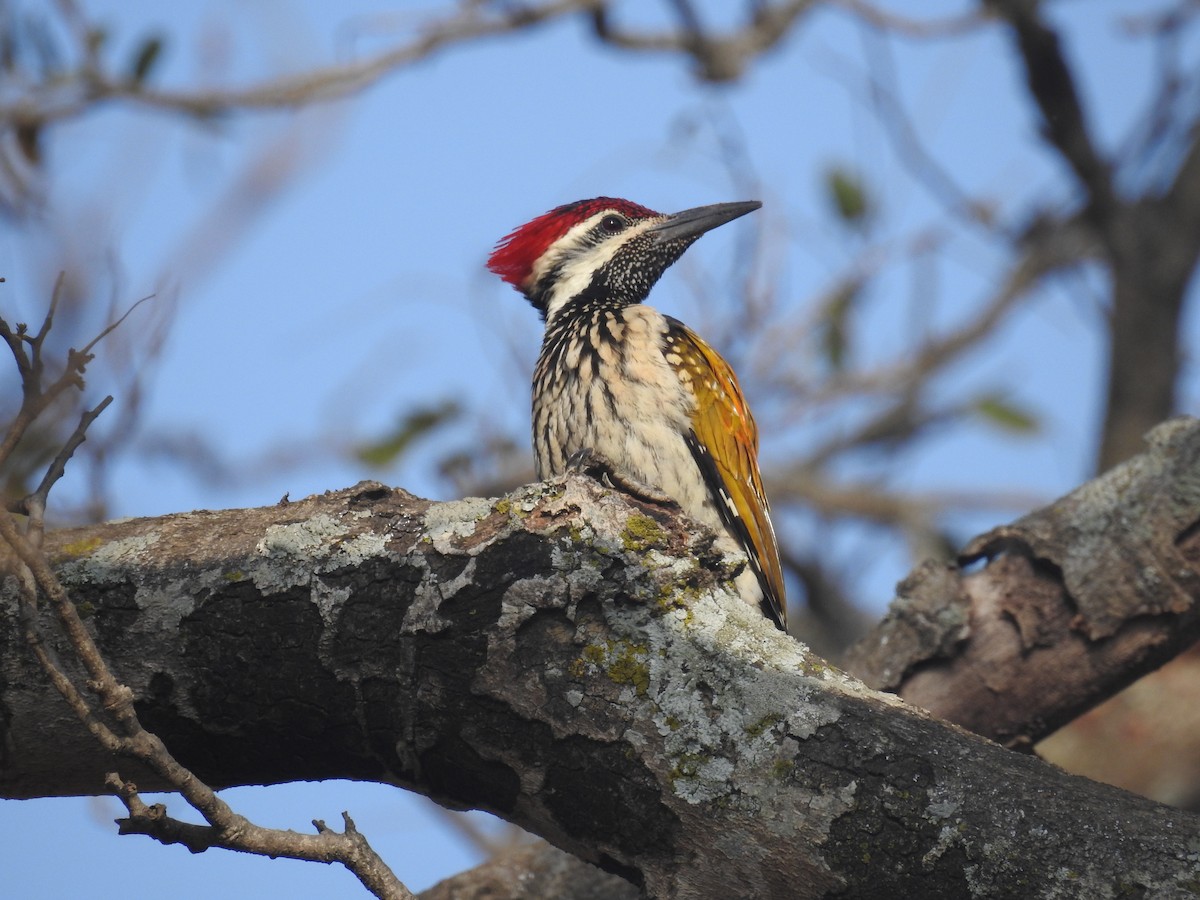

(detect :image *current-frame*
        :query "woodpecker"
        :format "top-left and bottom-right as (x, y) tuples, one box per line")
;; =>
(488, 197), (786, 631)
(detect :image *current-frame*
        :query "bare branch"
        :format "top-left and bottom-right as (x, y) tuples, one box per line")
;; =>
(1166, 116), (1200, 231)
(830, 0), (989, 38)
(107, 775), (416, 900)
(0, 272), (63, 405)
(78, 293), (155, 358)
(21, 396), (112, 537)
(1118, 0), (1200, 38)
(591, 1), (816, 81)
(856, 30), (998, 229)
(770, 471), (1041, 532)
(4, 1), (604, 124)
(0, 276), (83, 471)
(0, 287), (150, 499)
(983, 0), (1116, 216)
(778, 215), (1095, 483)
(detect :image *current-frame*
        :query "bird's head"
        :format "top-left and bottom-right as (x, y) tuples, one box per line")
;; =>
(488, 197), (761, 322)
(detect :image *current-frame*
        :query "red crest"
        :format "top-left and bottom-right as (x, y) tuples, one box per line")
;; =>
(487, 198), (659, 288)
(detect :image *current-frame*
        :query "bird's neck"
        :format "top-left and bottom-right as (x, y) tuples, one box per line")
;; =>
(540, 274), (645, 328)
(540, 292), (616, 347)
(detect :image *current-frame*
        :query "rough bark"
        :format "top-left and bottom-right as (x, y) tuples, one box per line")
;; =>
(2, 470), (1200, 897)
(847, 416), (1200, 748)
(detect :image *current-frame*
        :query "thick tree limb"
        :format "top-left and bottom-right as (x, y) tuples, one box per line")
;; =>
(847, 416), (1200, 747)
(2, 470), (1200, 896)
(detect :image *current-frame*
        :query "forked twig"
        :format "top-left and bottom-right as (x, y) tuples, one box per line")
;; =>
(0, 283), (413, 899)
(21, 396), (112, 541)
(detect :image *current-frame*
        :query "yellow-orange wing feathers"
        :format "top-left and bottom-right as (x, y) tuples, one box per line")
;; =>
(664, 318), (787, 630)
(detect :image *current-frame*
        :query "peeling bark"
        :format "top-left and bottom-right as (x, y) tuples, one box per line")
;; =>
(2, 470), (1199, 897)
(848, 417), (1200, 747)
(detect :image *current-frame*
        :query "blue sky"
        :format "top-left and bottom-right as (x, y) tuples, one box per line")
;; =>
(3, 1), (1193, 896)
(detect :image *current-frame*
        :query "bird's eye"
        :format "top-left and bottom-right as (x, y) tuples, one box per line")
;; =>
(599, 214), (626, 234)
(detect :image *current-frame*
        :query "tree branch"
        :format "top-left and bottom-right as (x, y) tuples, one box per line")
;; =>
(105, 773), (415, 900)
(984, 1), (1200, 470)
(847, 416), (1200, 748)
(591, 1), (816, 82)
(4, 1), (603, 125)
(3, 463), (1200, 896)
(983, 0), (1116, 216)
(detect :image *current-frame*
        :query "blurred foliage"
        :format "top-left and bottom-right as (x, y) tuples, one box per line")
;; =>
(355, 401), (462, 468)
(823, 165), (872, 229)
(972, 393), (1039, 434)
(815, 279), (861, 373)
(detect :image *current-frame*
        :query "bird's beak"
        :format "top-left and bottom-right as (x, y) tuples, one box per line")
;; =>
(647, 201), (761, 244)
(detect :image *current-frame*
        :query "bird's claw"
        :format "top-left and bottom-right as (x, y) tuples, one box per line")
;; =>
(565, 448), (677, 507)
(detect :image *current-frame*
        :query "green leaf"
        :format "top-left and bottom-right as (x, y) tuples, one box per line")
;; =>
(128, 35), (164, 85)
(356, 401), (461, 468)
(817, 279), (861, 372)
(824, 166), (872, 226)
(973, 394), (1039, 434)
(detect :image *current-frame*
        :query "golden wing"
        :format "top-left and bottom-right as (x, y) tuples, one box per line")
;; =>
(665, 318), (787, 630)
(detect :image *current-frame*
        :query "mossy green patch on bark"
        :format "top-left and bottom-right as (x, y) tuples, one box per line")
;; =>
(621, 513), (666, 552)
(745, 712), (784, 738)
(59, 536), (103, 557)
(575, 639), (651, 697)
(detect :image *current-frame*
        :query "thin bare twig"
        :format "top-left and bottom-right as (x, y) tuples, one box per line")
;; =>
(78, 293), (155, 358)
(107, 774), (417, 900)
(857, 28), (998, 230)
(831, 0), (989, 38)
(803, 213), (1096, 408)
(1, 288), (150, 505)
(591, 0), (815, 81)
(22, 396), (112, 541)
(1, 275), (78, 469)
(1118, 0), (1200, 39)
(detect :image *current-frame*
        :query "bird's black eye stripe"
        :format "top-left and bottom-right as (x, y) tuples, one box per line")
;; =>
(599, 214), (626, 235)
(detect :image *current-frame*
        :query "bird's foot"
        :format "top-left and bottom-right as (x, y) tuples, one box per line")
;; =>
(565, 448), (677, 507)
